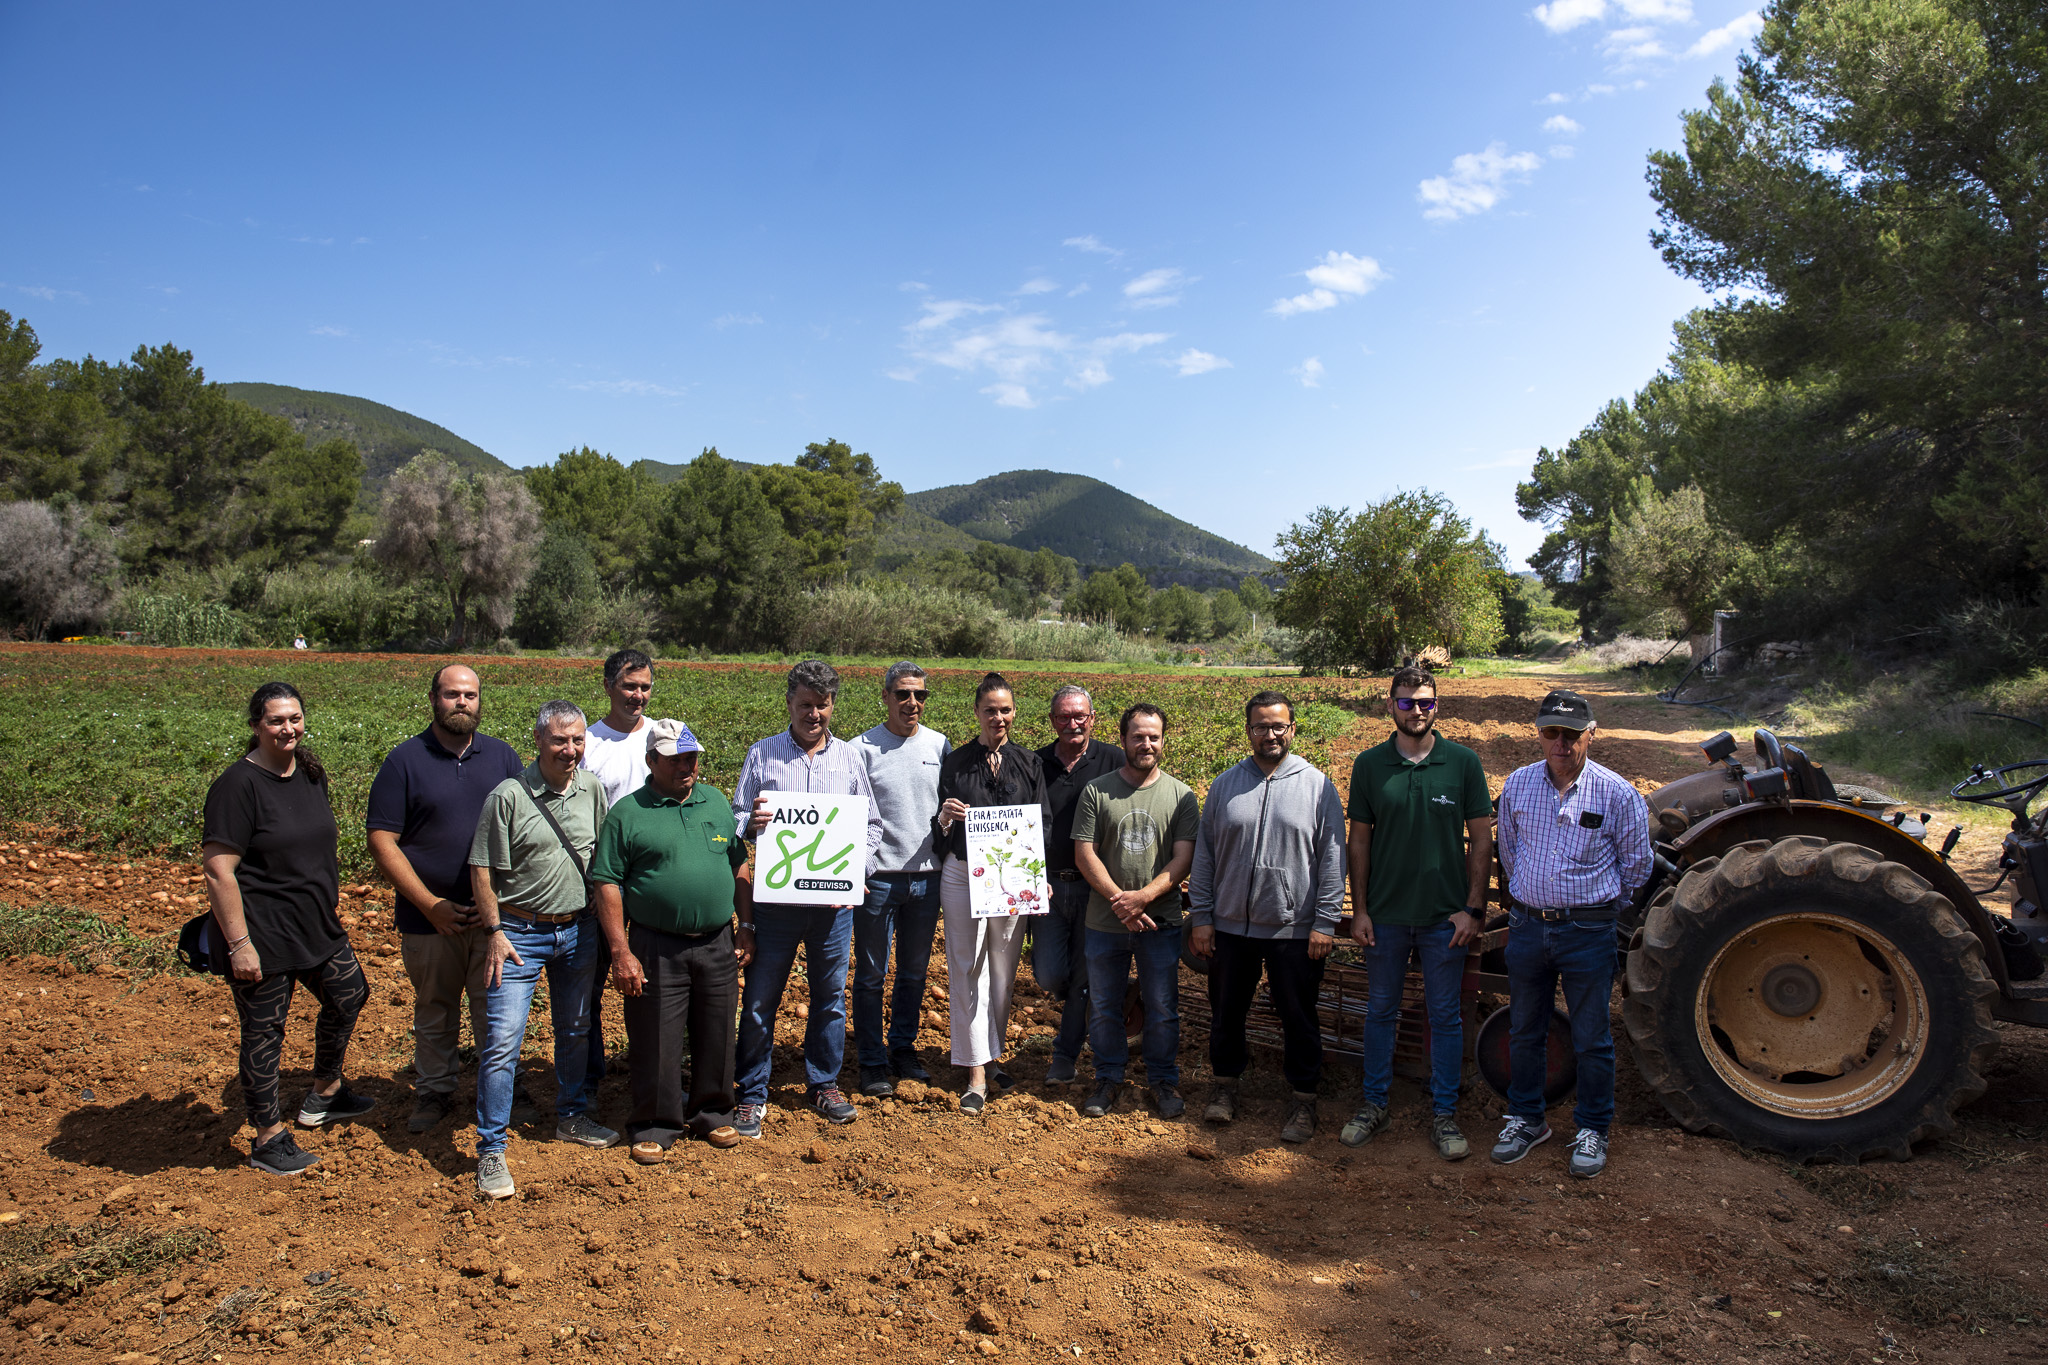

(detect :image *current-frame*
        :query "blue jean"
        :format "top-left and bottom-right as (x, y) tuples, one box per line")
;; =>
(476, 915), (599, 1155)
(1083, 923), (1182, 1087)
(1505, 910), (1617, 1134)
(1031, 880), (1093, 1062)
(1360, 919), (1467, 1114)
(736, 903), (854, 1105)
(852, 873), (941, 1067)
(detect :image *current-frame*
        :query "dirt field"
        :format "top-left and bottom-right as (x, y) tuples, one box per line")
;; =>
(4, 671), (2045, 1365)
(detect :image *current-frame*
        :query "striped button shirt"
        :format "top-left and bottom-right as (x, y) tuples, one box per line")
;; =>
(1496, 757), (1653, 909)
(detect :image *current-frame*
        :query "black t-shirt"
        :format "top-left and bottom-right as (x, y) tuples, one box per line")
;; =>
(202, 758), (347, 974)
(1036, 739), (1126, 871)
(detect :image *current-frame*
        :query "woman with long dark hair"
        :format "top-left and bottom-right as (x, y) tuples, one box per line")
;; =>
(933, 673), (1049, 1114)
(202, 681), (374, 1174)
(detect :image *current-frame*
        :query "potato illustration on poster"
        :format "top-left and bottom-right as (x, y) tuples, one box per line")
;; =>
(756, 792), (869, 907)
(964, 803), (1049, 919)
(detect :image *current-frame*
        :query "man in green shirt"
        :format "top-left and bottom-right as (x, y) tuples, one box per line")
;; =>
(591, 719), (752, 1160)
(1071, 704), (1200, 1121)
(1341, 665), (1493, 1160)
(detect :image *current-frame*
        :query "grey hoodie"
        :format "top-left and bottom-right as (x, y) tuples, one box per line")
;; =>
(1187, 752), (1346, 938)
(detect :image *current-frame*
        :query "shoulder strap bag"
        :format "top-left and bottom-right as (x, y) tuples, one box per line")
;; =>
(522, 780), (594, 911)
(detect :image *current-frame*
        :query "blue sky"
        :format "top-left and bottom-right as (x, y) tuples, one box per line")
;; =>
(2, 2), (1763, 567)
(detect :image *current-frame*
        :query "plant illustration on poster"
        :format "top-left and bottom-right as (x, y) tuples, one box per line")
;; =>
(757, 792), (869, 907)
(964, 804), (1048, 918)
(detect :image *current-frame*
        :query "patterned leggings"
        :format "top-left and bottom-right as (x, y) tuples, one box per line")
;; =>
(228, 944), (370, 1128)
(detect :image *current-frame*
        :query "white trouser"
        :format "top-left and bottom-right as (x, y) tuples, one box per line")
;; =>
(940, 854), (1026, 1068)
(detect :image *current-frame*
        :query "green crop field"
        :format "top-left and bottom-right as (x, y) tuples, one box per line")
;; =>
(0, 645), (1378, 877)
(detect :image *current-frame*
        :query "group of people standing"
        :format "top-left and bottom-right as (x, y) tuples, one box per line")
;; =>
(198, 654), (1651, 1195)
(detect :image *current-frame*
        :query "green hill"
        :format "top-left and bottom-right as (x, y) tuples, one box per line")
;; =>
(907, 469), (1271, 588)
(221, 383), (511, 491)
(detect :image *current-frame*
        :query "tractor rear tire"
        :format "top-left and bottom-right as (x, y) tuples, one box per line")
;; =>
(1623, 836), (1998, 1162)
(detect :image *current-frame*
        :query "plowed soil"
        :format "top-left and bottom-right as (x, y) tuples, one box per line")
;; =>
(4, 672), (2045, 1365)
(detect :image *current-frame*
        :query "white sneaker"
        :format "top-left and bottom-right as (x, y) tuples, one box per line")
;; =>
(475, 1152), (515, 1200)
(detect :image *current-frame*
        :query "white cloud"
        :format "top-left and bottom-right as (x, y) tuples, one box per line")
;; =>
(898, 296), (1169, 407)
(1016, 277), (1058, 295)
(1174, 348), (1231, 376)
(1543, 115), (1583, 135)
(1123, 267), (1185, 309)
(289, 235), (335, 246)
(1293, 357), (1325, 388)
(1540, 91), (1570, 104)
(1619, 0), (1691, 19)
(310, 325), (350, 337)
(1532, 0), (1606, 32)
(899, 281), (930, 292)
(569, 378), (684, 397)
(1062, 234), (1122, 258)
(713, 312), (764, 328)
(1686, 10), (1762, 57)
(1417, 144), (1544, 221)
(1269, 250), (1388, 317)
(1601, 25), (1669, 60)
(1548, 144), (1578, 159)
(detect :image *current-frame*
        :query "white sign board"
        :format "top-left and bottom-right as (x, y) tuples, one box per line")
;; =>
(963, 803), (1050, 919)
(754, 792), (869, 907)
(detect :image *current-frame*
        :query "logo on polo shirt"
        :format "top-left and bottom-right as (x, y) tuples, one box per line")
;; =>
(1432, 794), (1456, 807)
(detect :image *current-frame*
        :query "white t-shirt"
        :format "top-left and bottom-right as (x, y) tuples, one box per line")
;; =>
(582, 717), (650, 807)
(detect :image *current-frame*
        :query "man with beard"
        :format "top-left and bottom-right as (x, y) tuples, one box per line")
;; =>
(1070, 704), (1199, 1120)
(1340, 666), (1492, 1160)
(367, 664), (525, 1133)
(1187, 690), (1346, 1143)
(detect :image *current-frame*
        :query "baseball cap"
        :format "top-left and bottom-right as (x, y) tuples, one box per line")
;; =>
(644, 717), (703, 756)
(1535, 689), (1594, 731)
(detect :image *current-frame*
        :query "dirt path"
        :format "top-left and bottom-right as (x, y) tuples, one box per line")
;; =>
(3, 671), (2045, 1365)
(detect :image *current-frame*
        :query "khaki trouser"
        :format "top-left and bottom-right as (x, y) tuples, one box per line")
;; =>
(400, 926), (492, 1096)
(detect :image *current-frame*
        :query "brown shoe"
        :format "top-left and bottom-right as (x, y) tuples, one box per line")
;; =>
(1280, 1093), (1318, 1144)
(703, 1126), (741, 1149)
(629, 1141), (666, 1165)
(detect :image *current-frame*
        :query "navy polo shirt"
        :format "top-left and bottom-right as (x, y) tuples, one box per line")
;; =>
(366, 728), (525, 934)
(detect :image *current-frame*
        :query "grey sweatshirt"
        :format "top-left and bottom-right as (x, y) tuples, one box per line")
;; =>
(853, 722), (953, 873)
(1187, 752), (1346, 938)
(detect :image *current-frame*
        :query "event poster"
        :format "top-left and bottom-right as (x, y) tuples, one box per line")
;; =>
(755, 792), (869, 907)
(963, 804), (1049, 918)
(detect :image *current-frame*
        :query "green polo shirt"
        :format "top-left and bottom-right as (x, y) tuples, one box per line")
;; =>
(589, 781), (747, 936)
(1346, 734), (1491, 927)
(469, 763), (608, 918)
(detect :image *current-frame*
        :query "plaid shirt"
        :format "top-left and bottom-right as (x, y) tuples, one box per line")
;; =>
(1496, 757), (1652, 909)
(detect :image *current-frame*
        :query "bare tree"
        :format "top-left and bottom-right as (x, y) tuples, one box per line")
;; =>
(0, 501), (121, 640)
(372, 453), (543, 645)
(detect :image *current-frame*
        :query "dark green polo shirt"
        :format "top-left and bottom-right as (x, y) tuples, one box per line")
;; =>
(1346, 735), (1491, 927)
(589, 781), (747, 936)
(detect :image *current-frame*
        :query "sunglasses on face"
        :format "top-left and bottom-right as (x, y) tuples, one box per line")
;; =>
(1538, 726), (1586, 743)
(892, 688), (930, 702)
(1393, 697), (1438, 712)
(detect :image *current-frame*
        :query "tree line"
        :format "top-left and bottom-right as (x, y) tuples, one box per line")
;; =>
(1516, 0), (2048, 676)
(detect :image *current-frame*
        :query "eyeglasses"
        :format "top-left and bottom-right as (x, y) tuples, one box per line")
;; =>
(891, 688), (930, 702)
(1538, 726), (1588, 743)
(1393, 697), (1437, 712)
(1248, 722), (1294, 736)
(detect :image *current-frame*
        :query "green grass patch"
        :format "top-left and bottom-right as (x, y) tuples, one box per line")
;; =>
(0, 646), (1377, 877)
(0, 1219), (221, 1305)
(0, 900), (186, 976)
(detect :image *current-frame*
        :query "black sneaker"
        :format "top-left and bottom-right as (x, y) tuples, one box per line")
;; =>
(248, 1129), (320, 1176)
(1043, 1054), (1079, 1086)
(889, 1049), (931, 1083)
(297, 1084), (376, 1128)
(812, 1086), (859, 1125)
(1080, 1080), (1123, 1119)
(1151, 1084), (1185, 1119)
(859, 1065), (896, 1098)
(407, 1091), (453, 1134)
(1490, 1117), (1552, 1165)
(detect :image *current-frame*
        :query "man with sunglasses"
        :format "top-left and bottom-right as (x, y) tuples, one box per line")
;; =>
(1491, 689), (1652, 1179)
(1034, 685), (1125, 1087)
(1341, 666), (1492, 1160)
(850, 662), (953, 1096)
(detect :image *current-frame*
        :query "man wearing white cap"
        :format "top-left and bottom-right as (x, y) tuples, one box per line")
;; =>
(591, 718), (752, 1158)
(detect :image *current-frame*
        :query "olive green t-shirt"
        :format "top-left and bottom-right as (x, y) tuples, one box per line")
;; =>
(1071, 769), (1201, 934)
(589, 781), (748, 936)
(469, 764), (609, 918)
(1345, 735), (1491, 927)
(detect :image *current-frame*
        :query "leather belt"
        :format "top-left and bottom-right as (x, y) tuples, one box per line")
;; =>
(497, 904), (585, 926)
(1054, 868), (1084, 882)
(1527, 903), (1618, 924)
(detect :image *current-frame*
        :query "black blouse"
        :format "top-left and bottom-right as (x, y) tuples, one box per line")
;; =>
(932, 738), (1051, 862)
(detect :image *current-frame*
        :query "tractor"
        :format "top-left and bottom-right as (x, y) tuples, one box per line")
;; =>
(1617, 728), (2048, 1161)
